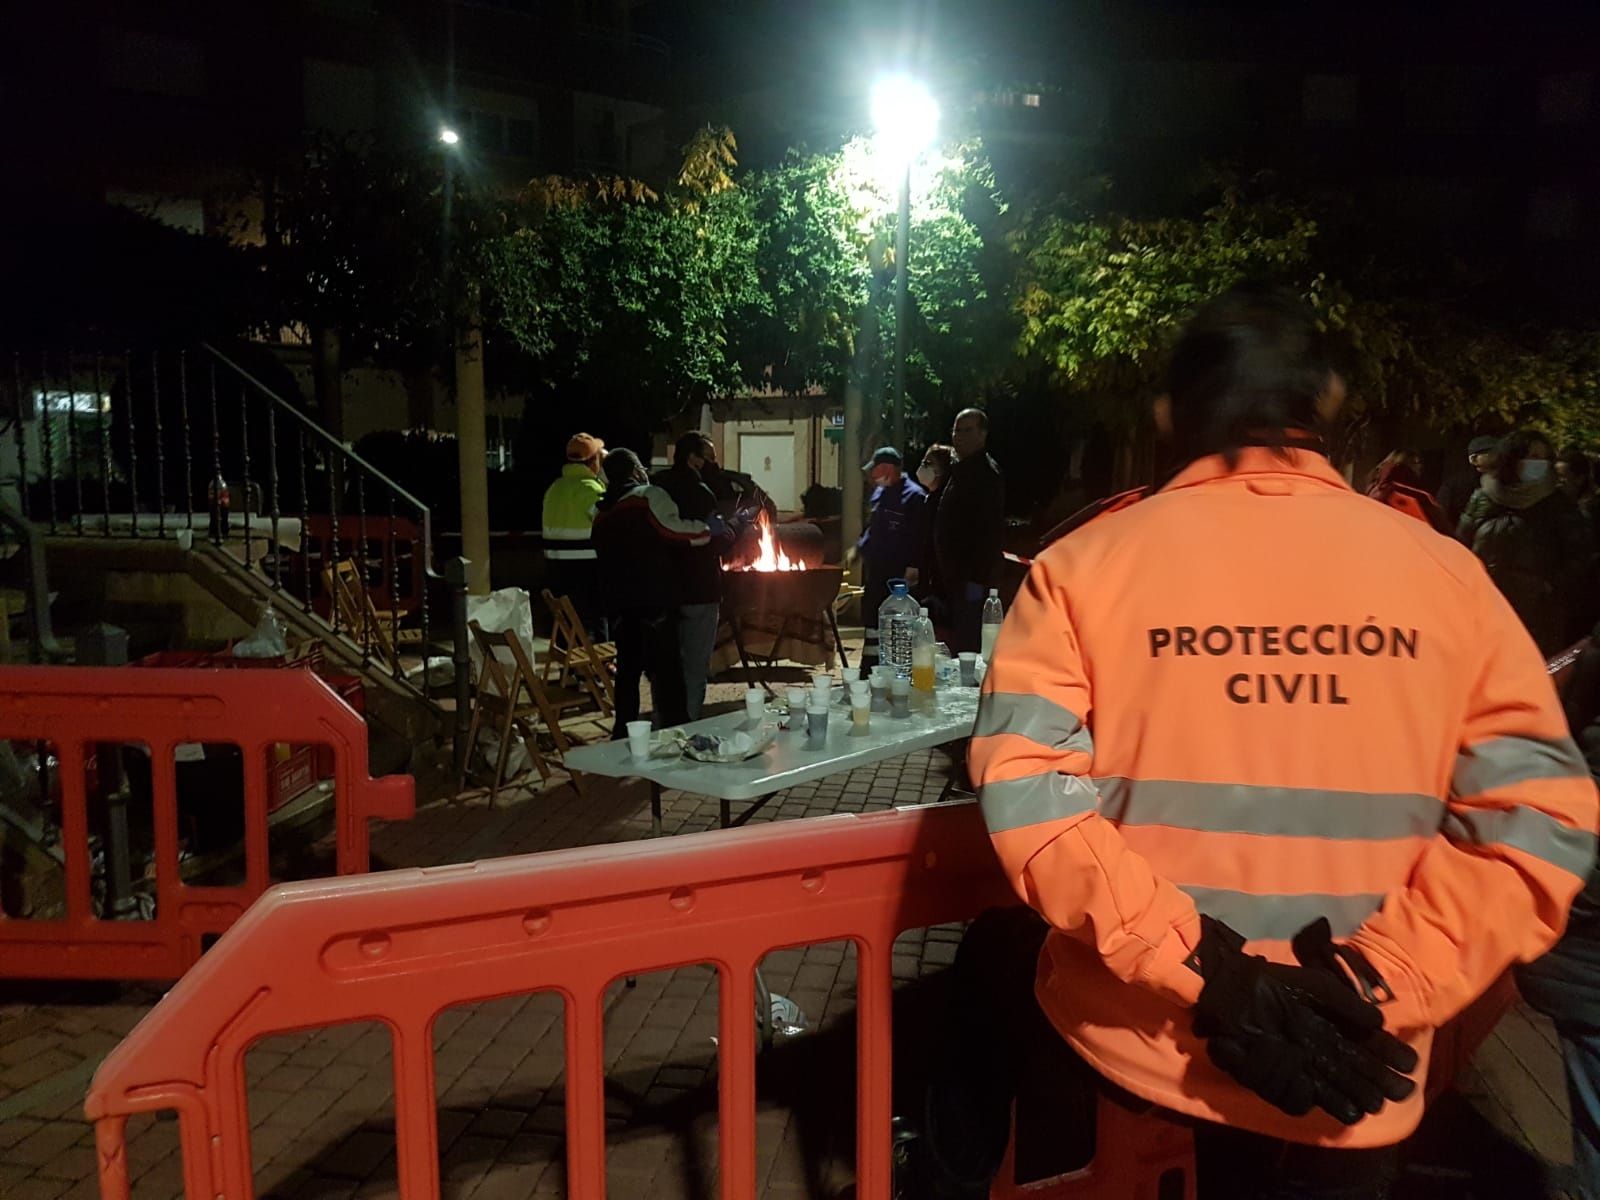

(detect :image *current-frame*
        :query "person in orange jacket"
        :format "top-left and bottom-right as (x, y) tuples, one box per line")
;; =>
(1365, 448), (1453, 535)
(923, 287), (1598, 1200)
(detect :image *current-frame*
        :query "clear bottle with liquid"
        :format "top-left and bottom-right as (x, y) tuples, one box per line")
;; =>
(981, 588), (1004, 662)
(911, 606), (936, 703)
(879, 579), (920, 679)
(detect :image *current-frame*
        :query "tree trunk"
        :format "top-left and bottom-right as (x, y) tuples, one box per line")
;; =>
(312, 327), (344, 441)
(455, 318), (491, 595)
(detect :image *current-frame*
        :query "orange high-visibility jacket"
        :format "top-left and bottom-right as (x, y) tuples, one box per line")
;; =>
(969, 448), (1599, 1148)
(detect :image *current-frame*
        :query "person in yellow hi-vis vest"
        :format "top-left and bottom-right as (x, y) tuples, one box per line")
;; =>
(915, 286), (1597, 1200)
(541, 432), (607, 639)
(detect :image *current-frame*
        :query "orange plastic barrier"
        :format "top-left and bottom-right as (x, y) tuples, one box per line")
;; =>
(0, 666), (413, 980)
(86, 801), (1014, 1200)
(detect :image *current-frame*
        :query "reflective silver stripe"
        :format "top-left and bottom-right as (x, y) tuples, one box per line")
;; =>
(545, 548), (598, 561)
(542, 526), (594, 540)
(1179, 885), (1385, 941)
(974, 693), (1093, 757)
(1453, 735), (1588, 798)
(1096, 778), (1444, 842)
(980, 772), (1099, 834)
(1443, 806), (1598, 876)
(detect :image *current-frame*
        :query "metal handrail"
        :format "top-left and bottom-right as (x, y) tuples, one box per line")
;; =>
(6, 346), (469, 752)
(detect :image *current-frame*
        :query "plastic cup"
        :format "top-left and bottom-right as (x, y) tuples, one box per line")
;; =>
(787, 687), (808, 720)
(626, 720), (652, 760)
(959, 652), (978, 687)
(890, 676), (911, 718)
(745, 688), (765, 723)
(806, 705), (829, 747)
(849, 684), (871, 731)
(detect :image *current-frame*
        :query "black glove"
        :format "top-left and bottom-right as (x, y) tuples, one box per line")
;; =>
(1190, 916), (1419, 1126)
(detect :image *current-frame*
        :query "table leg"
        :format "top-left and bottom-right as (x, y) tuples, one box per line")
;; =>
(730, 614), (759, 693)
(728, 792), (776, 829)
(651, 780), (663, 838)
(826, 604), (850, 673)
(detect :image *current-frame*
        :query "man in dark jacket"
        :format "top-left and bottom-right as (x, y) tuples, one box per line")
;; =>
(936, 408), (1005, 651)
(654, 433), (750, 720)
(850, 447), (927, 673)
(1518, 628), (1600, 1199)
(592, 448), (716, 735)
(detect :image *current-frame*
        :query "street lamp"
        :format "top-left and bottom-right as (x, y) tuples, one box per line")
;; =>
(438, 126), (461, 146)
(871, 75), (938, 452)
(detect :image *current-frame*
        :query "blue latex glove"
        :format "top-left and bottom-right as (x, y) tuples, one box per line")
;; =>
(706, 514), (729, 539)
(963, 581), (986, 604)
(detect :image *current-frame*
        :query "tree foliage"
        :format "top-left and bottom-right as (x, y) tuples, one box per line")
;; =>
(1012, 187), (1320, 425)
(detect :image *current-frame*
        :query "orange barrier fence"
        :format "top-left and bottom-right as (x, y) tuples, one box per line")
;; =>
(85, 801), (1014, 1200)
(0, 666), (413, 980)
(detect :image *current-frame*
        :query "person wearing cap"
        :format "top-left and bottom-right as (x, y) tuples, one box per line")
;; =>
(1438, 435), (1500, 527)
(542, 433), (608, 640)
(849, 447), (928, 674)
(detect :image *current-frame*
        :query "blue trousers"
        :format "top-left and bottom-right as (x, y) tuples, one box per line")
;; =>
(677, 602), (722, 722)
(1558, 1022), (1600, 1199)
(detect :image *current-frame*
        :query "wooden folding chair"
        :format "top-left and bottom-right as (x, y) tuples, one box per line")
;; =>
(324, 560), (422, 672)
(540, 588), (616, 715)
(458, 621), (590, 802)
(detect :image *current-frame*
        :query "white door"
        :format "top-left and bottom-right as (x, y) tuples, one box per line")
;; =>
(738, 433), (797, 511)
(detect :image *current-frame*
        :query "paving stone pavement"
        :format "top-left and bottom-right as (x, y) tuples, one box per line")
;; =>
(0, 678), (1578, 1198)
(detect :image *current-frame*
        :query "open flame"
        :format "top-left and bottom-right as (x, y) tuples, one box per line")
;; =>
(731, 511), (806, 572)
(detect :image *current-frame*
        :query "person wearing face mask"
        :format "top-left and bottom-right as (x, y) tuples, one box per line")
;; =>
(592, 448), (718, 735)
(848, 447), (928, 674)
(1458, 429), (1598, 654)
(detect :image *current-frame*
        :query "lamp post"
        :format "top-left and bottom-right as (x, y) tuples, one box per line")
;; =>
(870, 75), (938, 452)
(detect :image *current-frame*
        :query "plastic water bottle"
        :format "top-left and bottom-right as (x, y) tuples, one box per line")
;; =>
(981, 588), (1004, 662)
(911, 607), (936, 707)
(879, 579), (919, 679)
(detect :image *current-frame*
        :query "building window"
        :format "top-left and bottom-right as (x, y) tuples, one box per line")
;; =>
(454, 107), (537, 159)
(1539, 72), (1592, 124)
(102, 29), (205, 98)
(1303, 74), (1359, 125)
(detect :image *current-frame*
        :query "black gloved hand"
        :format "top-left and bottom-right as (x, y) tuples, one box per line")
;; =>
(1190, 916), (1419, 1126)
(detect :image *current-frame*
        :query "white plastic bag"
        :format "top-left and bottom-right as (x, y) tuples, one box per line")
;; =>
(466, 588), (536, 696)
(466, 589), (537, 777)
(233, 605), (288, 659)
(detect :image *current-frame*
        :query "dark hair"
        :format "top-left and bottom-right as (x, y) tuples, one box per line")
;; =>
(954, 407), (989, 433)
(922, 443), (954, 474)
(602, 448), (644, 496)
(1494, 429), (1554, 486)
(1559, 446), (1592, 482)
(673, 431), (712, 466)
(1164, 285), (1332, 468)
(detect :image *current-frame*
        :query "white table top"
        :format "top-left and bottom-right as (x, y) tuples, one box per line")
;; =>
(565, 686), (981, 802)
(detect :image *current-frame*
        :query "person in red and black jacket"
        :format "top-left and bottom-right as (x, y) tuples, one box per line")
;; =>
(592, 448), (719, 736)
(1365, 449), (1452, 535)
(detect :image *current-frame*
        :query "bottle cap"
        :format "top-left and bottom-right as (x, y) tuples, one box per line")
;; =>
(989, 588), (999, 597)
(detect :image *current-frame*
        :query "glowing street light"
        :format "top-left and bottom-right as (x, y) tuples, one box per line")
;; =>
(438, 126), (461, 146)
(871, 75), (939, 166)
(870, 75), (939, 451)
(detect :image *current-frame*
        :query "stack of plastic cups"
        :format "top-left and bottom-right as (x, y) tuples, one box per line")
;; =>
(787, 686), (808, 728)
(848, 679), (871, 732)
(870, 666), (891, 712)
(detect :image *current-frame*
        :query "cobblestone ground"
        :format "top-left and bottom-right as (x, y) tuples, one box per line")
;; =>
(0, 680), (1577, 1199)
